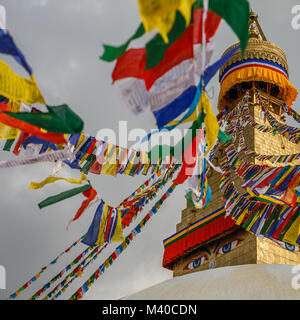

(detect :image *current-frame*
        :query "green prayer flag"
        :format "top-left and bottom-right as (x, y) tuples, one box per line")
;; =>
(3, 138), (15, 151)
(82, 154), (96, 174)
(145, 10), (187, 70)
(38, 183), (91, 209)
(218, 130), (233, 143)
(100, 23), (145, 62)
(148, 112), (205, 163)
(6, 104), (84, 134)
(185, 190), (194, 206)
(195, 0), (250, 55)
(260, 206), (280, 235)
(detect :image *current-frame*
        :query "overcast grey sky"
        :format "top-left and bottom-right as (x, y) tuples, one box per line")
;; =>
(0, 0), (299, 300)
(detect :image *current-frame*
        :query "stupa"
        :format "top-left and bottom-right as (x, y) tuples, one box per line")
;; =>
(124, 11), (300, 300)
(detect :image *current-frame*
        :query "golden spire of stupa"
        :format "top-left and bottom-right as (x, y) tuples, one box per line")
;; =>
(217, 11), (297, 111)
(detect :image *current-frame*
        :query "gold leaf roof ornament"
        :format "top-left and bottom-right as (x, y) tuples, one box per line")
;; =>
(218, 11), (298, 111)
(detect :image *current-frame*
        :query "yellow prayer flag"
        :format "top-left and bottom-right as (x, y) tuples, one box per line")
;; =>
(103, 260), (110, 268)
(0, 60), (45, 105)
(100, 146), (119, 176)
(235, 209), (248, 225)
(29, 171), (88, 190)
(96, 205), (110, 246)
(75, 132), (86, 150)
(124, 153), (135, 176)
(0, 100), (20, 139)
(111, 209), (125, 242)
(201, 91), (219, 157)
(79, 153), (89, 166)
(282, 214), (300, 246)
(137, 0), (195, 42)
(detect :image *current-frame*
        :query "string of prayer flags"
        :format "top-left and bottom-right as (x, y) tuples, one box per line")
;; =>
(83, 163), (179, 247)
(9, 236), (84, 299)
(255, 92), (300, 144)
(217, 146), (300, 247)
(41, 245), (106, 300)
(147, 111), (205, 163)
(262, 104), (300, 144)
(220, 138), (300, 201)
(10, 165), (179, 299)
(282, 103), (300, 125)
(232, 95), (300, 146)
(30, 244), (104, 300)
(6, 104), (84, 134)
(0, 147), (72, 168)
(121, 163), (180, 226)
(69, 184), (177, 300)
(38, 175), (179, 299)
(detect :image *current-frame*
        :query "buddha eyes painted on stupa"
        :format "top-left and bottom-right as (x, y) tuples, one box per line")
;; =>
(183, 235), (245, 272)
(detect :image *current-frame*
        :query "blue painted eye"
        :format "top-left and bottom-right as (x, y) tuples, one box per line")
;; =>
(217, 240), (240, 255)
(222, 243), (232, 254)
(193, 259), (202, 269)
(285, 243), (295, 251)
(284, 243), (300, 252)
(185, 256), (207, 270)
(276, 240), (300, 252)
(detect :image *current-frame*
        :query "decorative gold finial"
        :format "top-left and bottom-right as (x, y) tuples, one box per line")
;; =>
(250, 9), (257, 20)
(249, 10), (267, 41)
(249, 22), (259, 39)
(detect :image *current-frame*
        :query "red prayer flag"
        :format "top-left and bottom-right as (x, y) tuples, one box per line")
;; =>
(173, 129), (203, 185)
(70, 187), (98, 225)
(0, 103), (66, 145)
(112, 8), (221, 90)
